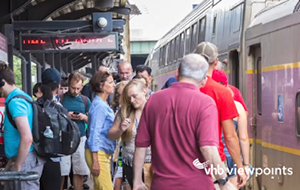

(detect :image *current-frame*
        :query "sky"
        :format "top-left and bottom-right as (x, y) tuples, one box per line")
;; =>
(129, 0), (200, 41)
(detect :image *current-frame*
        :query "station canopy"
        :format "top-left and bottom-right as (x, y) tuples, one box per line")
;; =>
(0, 0), (141, 72)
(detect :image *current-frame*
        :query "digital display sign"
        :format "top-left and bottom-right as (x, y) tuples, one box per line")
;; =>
(20, 33), (118, 53)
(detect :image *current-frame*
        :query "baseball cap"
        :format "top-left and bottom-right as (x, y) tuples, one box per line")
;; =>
(212, 69), (228, 86)
(194, 42), (218, 63)
(42, 68), (61, 85)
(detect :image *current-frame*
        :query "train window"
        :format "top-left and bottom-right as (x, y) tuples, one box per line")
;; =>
(162, 46), (166, 67)
(190, 23), (198, 51)
(213, 15), (217, 37)
(180, 32), (185, 59)
(231, 5), (242, 33)
(165, 44), (169, 66)
(172, 39), (176, 62)
(185, 28), (191, 55)
(257, 57), (262, 115)
(175, 35), (180, 61)
(168, 42), (171, 64)
(198, 17), (206, 43)
(174, 36), (180, 60)
(159, 48), (163, 67)
(169, 40), (175, 64)
(172, 40), (175, 63)
(295, 92), (300, 137)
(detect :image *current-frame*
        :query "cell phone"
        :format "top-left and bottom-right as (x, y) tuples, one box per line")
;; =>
(73, 112), (79, 115)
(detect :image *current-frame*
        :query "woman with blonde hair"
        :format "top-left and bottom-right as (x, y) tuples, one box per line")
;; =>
(108, 79), (152, 189)
(111, 81), (128, 190)
(111, 81), (128, 113)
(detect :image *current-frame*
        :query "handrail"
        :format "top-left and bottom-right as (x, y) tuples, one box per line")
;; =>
(0, 171), (39, 181)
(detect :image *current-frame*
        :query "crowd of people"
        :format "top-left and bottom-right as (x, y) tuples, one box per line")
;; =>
(0, 41), (251, 190)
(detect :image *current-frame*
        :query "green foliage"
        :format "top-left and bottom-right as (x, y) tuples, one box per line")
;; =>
(13, 56), (37, 91)
(83, 78), (90, 86)
(13, 56), (22, 89)
(31, 64), (37, 87)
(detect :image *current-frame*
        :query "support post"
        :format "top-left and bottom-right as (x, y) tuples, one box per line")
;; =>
(92, 56), (97, 75)
(4, 25), (14, 70)
(36, 54), (45, 82)
(46, 53), (55, 68)
(51, 53), (55, 68)
(64, 57), (68, 75)
(24, 54), (32, 96)
(21, 56), (27, 92)
(42, 54), (46, 71)
(69, 60), (74, 73)
(37, 63), (42, 82)
(55, 54), (61, 72)
(123, 15), (131, 62)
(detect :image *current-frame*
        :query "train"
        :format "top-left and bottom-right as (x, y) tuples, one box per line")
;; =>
(145, 0), (300, 189)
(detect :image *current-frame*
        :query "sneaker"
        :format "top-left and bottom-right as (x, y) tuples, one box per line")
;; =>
(82, 184), (90, 190)
(83, 175), (88, 183)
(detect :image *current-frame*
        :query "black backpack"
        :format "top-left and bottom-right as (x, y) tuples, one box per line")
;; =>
(6, 95), (81, 158)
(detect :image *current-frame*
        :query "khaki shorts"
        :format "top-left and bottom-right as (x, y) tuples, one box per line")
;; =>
(60, 136), (90, 176)
(5, 152), (45, 190)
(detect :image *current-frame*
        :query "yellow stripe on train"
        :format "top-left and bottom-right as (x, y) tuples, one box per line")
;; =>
(246, 62), (300, 74)
(249, 138), (300, 156)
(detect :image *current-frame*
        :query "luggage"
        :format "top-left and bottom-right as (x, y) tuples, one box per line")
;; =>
(6, 95), (81, 158)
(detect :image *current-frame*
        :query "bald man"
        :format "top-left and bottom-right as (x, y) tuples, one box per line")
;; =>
(98, 65), (108, 73)
(118, 61), (133, 81)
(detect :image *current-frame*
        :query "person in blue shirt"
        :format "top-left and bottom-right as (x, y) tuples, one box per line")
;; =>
(161, 77), (177, 90)
(85, 71), (116, 190)
(60, 72), (91, 190)
(0, 62), (45, 190)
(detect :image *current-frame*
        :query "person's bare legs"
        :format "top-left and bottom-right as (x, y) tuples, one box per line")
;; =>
(114, 178), (122, 190)
(73, 175), (83, 190)
(229, 176), (238, 190)
(60, 176), (65, 190)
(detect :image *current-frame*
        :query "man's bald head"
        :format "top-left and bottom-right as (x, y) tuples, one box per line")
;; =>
(118, 61), (133, 81)
(98, 65), (108, 73)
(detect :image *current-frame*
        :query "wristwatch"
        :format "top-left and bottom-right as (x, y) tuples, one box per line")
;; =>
(214, 177), (228, 186)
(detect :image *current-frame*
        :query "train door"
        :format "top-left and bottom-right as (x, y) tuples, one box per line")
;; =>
(250, 44), (262, 190)
(229, 50), (240, 89)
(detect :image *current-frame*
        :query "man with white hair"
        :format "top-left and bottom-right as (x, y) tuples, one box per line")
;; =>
(133, 54), (235, 190)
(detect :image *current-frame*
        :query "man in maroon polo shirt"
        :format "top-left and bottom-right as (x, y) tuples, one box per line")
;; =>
(133, 54), (236, 190)
(195, 42), (247, 189)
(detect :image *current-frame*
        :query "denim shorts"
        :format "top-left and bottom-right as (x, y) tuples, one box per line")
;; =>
(226, 157), (254, 179)
(226, 157), (237, 178)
